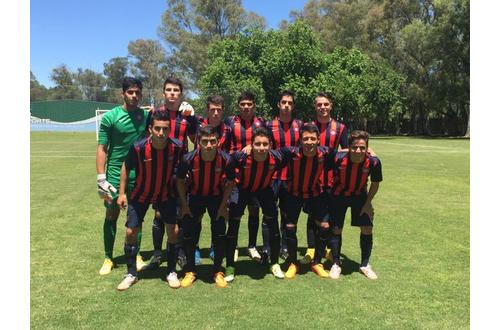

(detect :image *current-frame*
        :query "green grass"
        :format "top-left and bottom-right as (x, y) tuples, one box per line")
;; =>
(31, 132), (469, 329)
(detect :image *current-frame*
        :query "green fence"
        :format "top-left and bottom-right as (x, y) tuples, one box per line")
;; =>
(30, 100), (119, 123)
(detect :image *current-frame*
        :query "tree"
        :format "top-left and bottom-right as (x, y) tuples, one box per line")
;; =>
(158, 0), (265, 91)
(48, 64), (80, 100)
(74, 68), (107, 101)
(30, 71), (48, 101)
(128, 39), (169, 105)
(103, 57), (129, 88)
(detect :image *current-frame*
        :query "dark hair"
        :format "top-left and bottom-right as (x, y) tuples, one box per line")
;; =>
(278, 90), (295, 103)
(122, 77), (142, 92)
(251, 127), (271, 144)
(163, 76), (183, 92)
(314, 92), (333, 104)
(300, 122), (319, 139)
(206, 95), (225, 109)
(149, 110), (171, 126)
(237, 91), (255, 104)
(199, 124), (219, 138)
(348, 130), (370, 147)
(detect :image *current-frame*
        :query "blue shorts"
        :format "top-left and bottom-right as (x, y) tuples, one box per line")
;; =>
(188, 195), (223, 221)
(126, 199), (177, 228)
(328, 194), (373, 228)
(284, 193), (329, 226)
(229, 187), (277, 218)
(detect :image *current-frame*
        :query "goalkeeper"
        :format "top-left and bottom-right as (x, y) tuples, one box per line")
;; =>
(96, 77), (149, 275)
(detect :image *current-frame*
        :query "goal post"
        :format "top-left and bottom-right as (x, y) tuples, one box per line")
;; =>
(95, 108), (112, 141)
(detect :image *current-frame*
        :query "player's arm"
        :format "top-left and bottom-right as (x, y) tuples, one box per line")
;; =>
(176, 156), (192, 218)
(117, 162), (130, 210)
(360, 157), (382, 220)
(216, 180), (235, 221)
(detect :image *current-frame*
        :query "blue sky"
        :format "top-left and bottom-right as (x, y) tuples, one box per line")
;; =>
(30, 0), (307, 88)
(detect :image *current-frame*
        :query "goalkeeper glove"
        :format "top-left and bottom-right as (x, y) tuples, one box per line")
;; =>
(97, 174), (117, 202)
(179, 101), (195, 116)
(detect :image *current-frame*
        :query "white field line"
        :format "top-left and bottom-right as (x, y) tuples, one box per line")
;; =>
(31, 155), (94, 158)
(373, 141), (468, 150)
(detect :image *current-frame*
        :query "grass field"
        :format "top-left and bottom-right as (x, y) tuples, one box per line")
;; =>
(30, 132), (469, 329)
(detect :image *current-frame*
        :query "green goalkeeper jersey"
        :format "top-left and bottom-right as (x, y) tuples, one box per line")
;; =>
(98, 105), (148, 187)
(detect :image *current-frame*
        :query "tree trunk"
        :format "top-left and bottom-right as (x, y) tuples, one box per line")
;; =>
(464, 112), (470, 138)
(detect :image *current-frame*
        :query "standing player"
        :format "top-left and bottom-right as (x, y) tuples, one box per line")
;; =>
(279, 123), (336, 279)
(328, 130), (382, 280)
(176, 125), (234, 288)
(263, 90), (302, 262)
(115, 111), (184, 290)
(301, 92), (348, 265)
(96, 77), (149, 275)
(145, 77), (198, 270)
(224, 127), (286, 282)
(224, 91), (264, 262)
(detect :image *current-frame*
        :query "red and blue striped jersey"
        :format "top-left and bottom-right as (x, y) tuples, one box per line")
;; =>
(196, 116), (231, 152)
(226, 150), (284, 192)
(147, 106), (198, 151)
(125, 136), (184, 204)
(176, 149), (231, 196)
(279, 146), (335, 199)
(265, 117), (303, 181)
(311, 118), (348, 188)
(224, 115), (264, 153)
(331, 152), (383, 196)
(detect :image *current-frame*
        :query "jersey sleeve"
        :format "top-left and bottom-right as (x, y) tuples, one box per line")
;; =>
(186, 115), (199, 135)
(225, 151), (244, 181)
(97, 112), (113, 146)
(124, 144), (138, 171)
(176, 154), (191, 180)
(370, 157), (383, 182)
(277, 147), (293, 167)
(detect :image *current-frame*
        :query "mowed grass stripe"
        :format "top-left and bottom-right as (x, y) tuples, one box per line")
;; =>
(30, 132), (469, 329)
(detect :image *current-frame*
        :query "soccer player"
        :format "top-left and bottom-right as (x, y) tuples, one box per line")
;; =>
(176, 125), (234, 288)
(301, 92), (348, 265)
(279, 123), (336, 279)
(224, 91), (264, 262)
(96, 77), (149, 275)
(264, 90), (303, 262)
(116, 111), (184, 291)
(145, 77), (198, 271)
(224, 127), (286, 281)
(328, 130), (382, 280)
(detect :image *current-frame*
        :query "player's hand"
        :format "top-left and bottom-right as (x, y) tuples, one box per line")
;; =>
(141, 105), (155, 112)
(180, 204), (192, 218)
(360, 201), (374, 220)
(117, 194), (128, 210)
(242, 144), (252, 155)
(179, 101), (194, 116)
(216, 205), (229, 221)
(97, 174), (117, 203)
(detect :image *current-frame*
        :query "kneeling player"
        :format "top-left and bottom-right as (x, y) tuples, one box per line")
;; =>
(328, 130), (382, 280)
(116, 111), (184, 291)
(176, 125), (233, 288)
(225, 127), (286, 282)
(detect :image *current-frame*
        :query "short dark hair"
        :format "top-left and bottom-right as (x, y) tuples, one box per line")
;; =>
(314, 92), (333, 104)
(206, 95), (225, 109)
(348, 130), (370, 147)
(163, 76), (183, 92)
(300, 122), (319, 139)
(278, 90), (295, 103)
(237, 91), (255, 104)
(251, 127), (271, 144)
(149, 110), (170, 126)
(122, 77), (142, 92)
(199, 125), (219, 138)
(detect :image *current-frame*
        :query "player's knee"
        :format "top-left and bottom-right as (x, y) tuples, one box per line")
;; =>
(361, 226), (372, 235)
(166, 224), (178, 242)
(333, 227), (343, 235)
(318, 226), (330, 240)
(105, 208), (119, 221)
(248, 205), (259, 216)
(125, 228), (138, 244)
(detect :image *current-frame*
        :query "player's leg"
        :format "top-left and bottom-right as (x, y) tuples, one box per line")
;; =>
(301, 206), (316, 264)
(159, 199), (181, 288)
(225, 188), (246, 282)
(351, 195), (377, 279)
(258, 188), (283, 278)
(310, 195), (330, 278)
(100, 202), (120, 275)
(283, 194), (303, 279)
(207, 196), (227, 287)
(328, 195), (347, 279)
(247, 198), (261, 261)
(117, 202), (148, 291)
(278, 180), (289, 260)
(145, 208), (165, 270)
